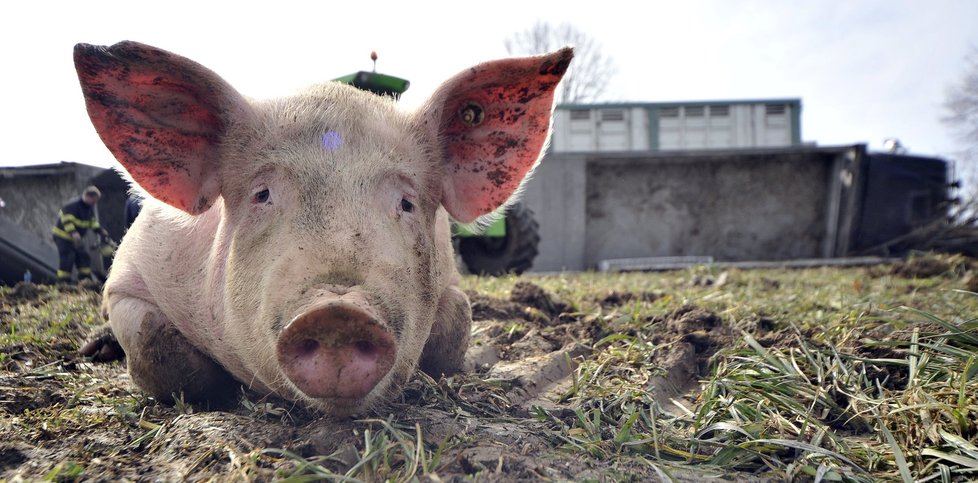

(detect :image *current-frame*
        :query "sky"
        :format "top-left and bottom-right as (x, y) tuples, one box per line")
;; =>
(2, 0), (977, 172)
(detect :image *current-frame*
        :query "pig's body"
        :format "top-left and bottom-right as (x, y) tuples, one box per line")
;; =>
(75, 41), (571, 414)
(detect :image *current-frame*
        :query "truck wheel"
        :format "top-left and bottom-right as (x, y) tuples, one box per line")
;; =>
(458, 201), (540, 276)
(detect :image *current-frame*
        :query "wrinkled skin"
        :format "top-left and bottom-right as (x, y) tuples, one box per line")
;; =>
(74, 41), (571, 415)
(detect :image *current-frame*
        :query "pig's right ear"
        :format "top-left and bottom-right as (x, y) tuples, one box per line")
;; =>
(74, 41), (250, 214)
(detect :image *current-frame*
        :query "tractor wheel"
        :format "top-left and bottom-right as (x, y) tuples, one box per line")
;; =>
(458, 201), (540, 276)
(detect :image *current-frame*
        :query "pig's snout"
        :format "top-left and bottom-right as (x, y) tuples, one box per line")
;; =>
(277, 300), (396, 401)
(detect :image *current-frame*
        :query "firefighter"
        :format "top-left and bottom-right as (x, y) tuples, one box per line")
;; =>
(52, 185), (109, 282)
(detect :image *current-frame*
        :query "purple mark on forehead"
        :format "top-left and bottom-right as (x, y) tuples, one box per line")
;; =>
(322, 131), (343, 151)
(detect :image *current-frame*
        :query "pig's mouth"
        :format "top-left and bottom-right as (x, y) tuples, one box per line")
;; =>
(276, 297), (398, 406)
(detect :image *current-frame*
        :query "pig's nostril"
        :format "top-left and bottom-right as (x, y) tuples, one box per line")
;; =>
(354, 340), (376, 356)
(297, 339), (319, 356)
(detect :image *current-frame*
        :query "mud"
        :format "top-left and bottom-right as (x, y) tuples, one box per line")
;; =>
(0, 281), (798, 481)
(467, 291), (525, 321)
(509, 281), (571, 317)
(596, 289), (661, 307)
(7, 282), (40, 303)
(890, 257), (954, 278)
(879, 253), (974, 279)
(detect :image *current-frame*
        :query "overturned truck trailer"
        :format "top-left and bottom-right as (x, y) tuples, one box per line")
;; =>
(521, 144), (952, 271)
(0, 162), (128, 285)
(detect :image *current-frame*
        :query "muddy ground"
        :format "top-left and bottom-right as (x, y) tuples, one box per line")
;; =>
(0, 258), (968, 481)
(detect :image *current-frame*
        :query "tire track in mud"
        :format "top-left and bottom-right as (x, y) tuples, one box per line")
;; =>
(465, 282), (738, 415)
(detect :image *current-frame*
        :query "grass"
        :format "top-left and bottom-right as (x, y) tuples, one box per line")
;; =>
(458, 256), (978, 481)
(265, 417), (444, 482)
(2, 253), (977, 481)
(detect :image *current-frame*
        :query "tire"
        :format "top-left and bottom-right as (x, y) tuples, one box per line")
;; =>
(458, 201), (540, 276)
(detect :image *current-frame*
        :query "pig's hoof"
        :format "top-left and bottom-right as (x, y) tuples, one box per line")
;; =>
(79, 325), (125, 362)
(128, 319), (240, 406)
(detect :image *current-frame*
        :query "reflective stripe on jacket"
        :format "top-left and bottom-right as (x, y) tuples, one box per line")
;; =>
(53, 198), (100, 241)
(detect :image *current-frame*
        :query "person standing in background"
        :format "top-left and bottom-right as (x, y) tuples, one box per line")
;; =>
(52, 186), (108, 282)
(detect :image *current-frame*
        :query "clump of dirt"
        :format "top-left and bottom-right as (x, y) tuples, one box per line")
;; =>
(0, 376), (60, 414)
(890, 257), (953, 278)
(649, 306), (734, 355)
(468, 283), (604, 364)
(0, 443), (27, 471)
(880, 253), (975, 279)
(466, 291), (525, 321)
(861, 358), (910, 390)
(751, 314), (796, 349)
(509, 281), (571, 317)
(851, 323), (937, 391)
(7, 282), (40, 302)
(755, 330), (799, 348)
(754, 316), (778, 333)
(662, 305), (722, 333)
(646, 305), (739, 391)
(595, 290), (660, 307)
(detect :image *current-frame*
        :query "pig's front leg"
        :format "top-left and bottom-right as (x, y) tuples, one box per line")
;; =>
(105, 295), (240, 404)
(419, 286), (472, 377)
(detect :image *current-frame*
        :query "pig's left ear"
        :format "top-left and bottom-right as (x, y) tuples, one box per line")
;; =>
(421, 48), (573, 223)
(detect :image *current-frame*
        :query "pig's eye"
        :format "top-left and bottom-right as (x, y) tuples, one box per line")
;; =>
(400, 198), (414, 213)
(252, 187), (271, 205)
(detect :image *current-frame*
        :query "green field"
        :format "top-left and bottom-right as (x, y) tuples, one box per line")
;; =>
(1, 254), (976, 481)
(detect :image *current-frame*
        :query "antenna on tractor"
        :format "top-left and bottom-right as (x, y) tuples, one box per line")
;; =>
(332, 51), (409, 99)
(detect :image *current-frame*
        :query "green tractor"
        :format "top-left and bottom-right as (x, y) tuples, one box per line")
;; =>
(334, 54), (540, 275)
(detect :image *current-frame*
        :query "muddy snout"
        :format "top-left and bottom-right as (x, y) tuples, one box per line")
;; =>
(277, 297), (397, 401)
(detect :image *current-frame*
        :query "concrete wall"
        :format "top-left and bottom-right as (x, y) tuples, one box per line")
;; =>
(523, 146), (855, 271)
(521, 154), (588, 271)
(0, 163), (106, 250)
(0, 162), (129, 282)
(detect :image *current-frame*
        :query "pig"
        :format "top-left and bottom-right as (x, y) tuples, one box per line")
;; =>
(74, 41), (571, 414)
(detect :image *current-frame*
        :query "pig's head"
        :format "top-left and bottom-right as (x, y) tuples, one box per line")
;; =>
(74, 41), (571, 413)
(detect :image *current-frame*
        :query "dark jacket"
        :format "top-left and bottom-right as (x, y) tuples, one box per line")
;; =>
(53, 198), (101, 241)
(124, 196), (142, 230)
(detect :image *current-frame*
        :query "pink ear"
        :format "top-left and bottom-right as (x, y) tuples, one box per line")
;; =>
(423, 48), (573, 223)
(74, 41), (250, 214)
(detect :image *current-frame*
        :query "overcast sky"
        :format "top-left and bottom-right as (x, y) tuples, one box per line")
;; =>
(2, 1), (976, 172)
